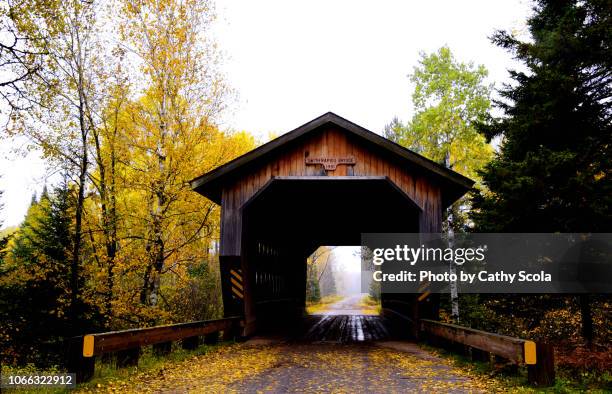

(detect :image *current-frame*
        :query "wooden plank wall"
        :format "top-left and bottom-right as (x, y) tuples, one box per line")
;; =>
(220, 126), (443, 257)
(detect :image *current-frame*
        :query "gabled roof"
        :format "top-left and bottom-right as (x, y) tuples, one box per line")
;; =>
(190, 112), (474, 206)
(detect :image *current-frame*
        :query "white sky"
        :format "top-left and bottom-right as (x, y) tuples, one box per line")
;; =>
(214, 0), (532, 134)
(0, 0), (533, 229)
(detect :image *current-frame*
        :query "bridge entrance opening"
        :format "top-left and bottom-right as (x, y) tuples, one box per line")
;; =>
(240, 177), (420, 335)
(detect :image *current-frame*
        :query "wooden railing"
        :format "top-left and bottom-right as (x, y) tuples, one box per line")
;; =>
(419, 319), (555, 386)
(67, 316), (554, 386)
(68, 316), (242, 382)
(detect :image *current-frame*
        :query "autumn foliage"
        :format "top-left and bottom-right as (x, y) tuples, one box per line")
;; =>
(0, 0), (255, 367)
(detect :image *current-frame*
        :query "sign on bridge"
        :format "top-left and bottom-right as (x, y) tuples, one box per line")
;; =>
(305, 156), (356, 170)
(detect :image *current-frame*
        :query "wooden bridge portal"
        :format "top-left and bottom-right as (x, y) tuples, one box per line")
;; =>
(190, 112), (473, 336)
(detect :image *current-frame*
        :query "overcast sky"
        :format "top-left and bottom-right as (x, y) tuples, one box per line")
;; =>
(0, 0), (533, 229)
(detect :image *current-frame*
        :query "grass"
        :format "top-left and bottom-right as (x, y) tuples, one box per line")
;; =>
(1, 364), (67, 394)
(357, 294), (381, 315)
(305, 294), (344, 314)
(419, 343), (612, 393)
(76, 341), (231, 392)
(0, 341), (233, 394)
(6, 337), (609, 392)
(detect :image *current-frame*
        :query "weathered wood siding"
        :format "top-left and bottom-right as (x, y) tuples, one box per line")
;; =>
(220, 126), (442, 256)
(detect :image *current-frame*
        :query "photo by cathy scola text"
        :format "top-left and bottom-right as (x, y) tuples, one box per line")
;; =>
(372, 269), (552, 284)
(361, 233), (611, 294)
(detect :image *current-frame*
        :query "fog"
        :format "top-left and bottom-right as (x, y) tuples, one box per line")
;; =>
(331, 246), (362, 296)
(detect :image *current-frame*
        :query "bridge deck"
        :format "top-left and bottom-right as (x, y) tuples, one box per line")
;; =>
(304, 315), (389, 343)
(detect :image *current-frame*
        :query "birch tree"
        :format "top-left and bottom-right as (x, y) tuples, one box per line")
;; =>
(387, 47), (493, 321)
(118, 0), (229, 309)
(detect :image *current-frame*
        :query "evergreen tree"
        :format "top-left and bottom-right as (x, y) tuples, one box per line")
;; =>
(472, 0), (611, 233)
(472, 0), (611, 344)
(0, 182), (95, 366)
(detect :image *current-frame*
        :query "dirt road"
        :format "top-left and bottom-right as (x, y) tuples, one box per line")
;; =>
(87, 339), (499, 393)
(82, 298), (501, 393)
(310, 293), (370, 316)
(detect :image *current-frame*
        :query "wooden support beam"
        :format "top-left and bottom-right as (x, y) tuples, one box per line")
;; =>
(222, 319), (242, 341)
(204, 332), (220, 344)
(67, 336), (94, 383)
(527, 343), (555, 386)
(471, 348), (490, 363)
(153, 341), (172, 356)
(182, 336), (199, 350)
(116, 347), (140, 368)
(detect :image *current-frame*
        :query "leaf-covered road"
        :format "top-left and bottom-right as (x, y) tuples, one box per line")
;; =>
(83, 340), (502, 393)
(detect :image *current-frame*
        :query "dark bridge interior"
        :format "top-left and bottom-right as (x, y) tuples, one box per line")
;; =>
(241, 177), (421, 333)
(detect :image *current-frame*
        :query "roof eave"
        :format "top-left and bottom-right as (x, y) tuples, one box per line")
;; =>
(190, 112), (475, 205)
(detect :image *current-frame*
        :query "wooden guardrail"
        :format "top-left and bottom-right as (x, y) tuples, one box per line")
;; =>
(67, 316), (242, 382)
(420, 319), (555, 386)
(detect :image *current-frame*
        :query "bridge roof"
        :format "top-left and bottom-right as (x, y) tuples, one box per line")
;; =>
(190, 112), (474, 206)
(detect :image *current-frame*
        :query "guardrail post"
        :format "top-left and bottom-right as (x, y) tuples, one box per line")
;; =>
(66, 336), (95, 383)
(116, 347), (140, 368)
(527, 343), (555, 386)
(204, 331), (220, 344)
(471, 348), (490, 362)
(182, 336), (200, 350)
(153, 341), (172, 356)
(451, 342), (469, 356)
(222, 319), (239, 341)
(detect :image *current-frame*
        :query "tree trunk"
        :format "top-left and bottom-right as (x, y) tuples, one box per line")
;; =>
(70, 126), (87, 334)
(70, 54), (89, 335)
(92, 126), (118, 327)
(140, 263), (153, 304)
(105, 152), (117, 324)
(445, 151), (459, 322)
(447, 209), (459, 322)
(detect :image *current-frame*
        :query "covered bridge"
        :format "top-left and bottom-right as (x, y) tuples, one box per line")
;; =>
(190, 112), (473, 336)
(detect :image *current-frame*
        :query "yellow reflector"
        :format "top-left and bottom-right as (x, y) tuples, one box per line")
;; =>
(417, 290), (431, 302)
(524, 341), (537, 365)
(83, 335), (95, 357)
(230, 277), (243, 291)
(231, 287), (244, 299)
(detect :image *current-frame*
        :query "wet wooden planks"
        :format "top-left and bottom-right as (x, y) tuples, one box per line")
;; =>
(304, 315), (389, 343)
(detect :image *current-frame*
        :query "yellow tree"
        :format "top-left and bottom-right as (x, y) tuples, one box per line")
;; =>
(84, 62), (131, 326)
(117, 0), (247, 319)
(7, 0), (102, 334)
(386, 47), (494, 321)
